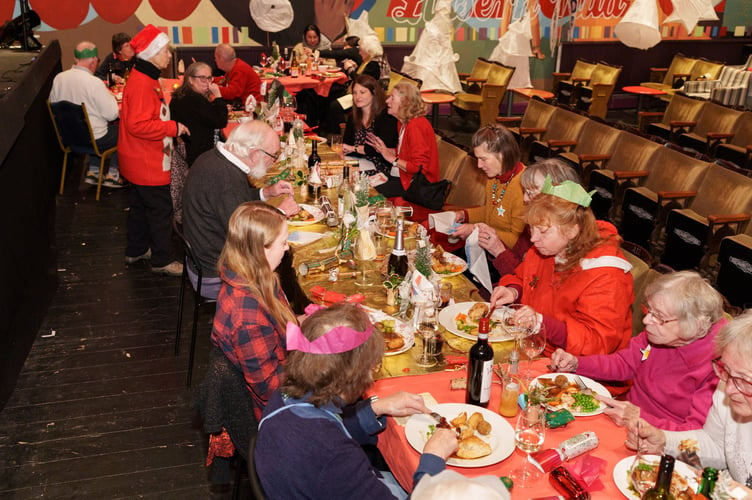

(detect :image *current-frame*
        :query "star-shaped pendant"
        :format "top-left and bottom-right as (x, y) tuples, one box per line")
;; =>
(496, 204), (506, 217)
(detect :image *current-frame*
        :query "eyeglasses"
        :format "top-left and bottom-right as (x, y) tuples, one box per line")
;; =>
(712, 358), (752, 397)
(190, 75), (213, 81)
(640, 303), (679, 326)
(259, 149), (280, 162)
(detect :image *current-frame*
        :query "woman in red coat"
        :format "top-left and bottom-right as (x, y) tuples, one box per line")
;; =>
(366, 82), (440, 204)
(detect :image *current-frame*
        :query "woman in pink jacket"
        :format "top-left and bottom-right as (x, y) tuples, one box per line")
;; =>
(119, 25), (188, 276)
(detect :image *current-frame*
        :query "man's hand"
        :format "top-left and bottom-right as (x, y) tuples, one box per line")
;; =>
(266, 180), (294, 198)
(423, 428), (458, 461)
(371, 391), (430, 417)
(278, 196), (299, 216)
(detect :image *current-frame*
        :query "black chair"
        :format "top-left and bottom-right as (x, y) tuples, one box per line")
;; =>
(194, 347), (258, 499)
(716, 234), (752, 308)
(247, 433), (267, 500)
(47, 100), (117, 201)
(173, 219), (217, 387)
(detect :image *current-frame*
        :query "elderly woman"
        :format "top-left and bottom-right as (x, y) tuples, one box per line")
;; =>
(490, 178), (633, 357)
(367, 82), (440, 204)
(626, 311), (752, 496)
(341, 74), (398, 176)
(120, 24), (188, 276)
(489, 158), (580, 278)
(210, 202), (298, 419)
(255, 303), (458, 499)
(550, 271), (725, 430)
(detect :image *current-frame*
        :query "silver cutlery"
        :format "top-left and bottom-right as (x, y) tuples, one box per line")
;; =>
(573, 375), (594, 396)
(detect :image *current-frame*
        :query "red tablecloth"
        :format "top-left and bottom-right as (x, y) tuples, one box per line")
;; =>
(369, 358), (633, 498)
(261, 72), (348, 97)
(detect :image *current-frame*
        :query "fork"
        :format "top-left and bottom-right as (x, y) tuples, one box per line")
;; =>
(573, 375), (594, 396)
(631, 419), (645, 470)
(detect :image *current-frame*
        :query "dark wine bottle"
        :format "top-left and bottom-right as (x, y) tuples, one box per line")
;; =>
(697, 467), (718, 499)
(466, 317), (494, 407)
(642, 454), (676, 500)
(107, 61), (115, 88)
(308, 140), (321, 170)
(387, 218), (408, 278)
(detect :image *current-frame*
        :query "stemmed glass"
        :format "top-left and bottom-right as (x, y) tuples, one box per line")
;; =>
(414, 301), (438, 368)
(511, 405), (546, 487)
(519, 324), (547, 383)
(501, 304), (532, 371)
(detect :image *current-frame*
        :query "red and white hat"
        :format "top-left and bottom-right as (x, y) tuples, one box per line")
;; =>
(131, 24), (170, 61)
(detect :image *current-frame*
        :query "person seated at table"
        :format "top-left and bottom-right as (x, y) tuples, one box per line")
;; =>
(486, 158), (581, 279)
(182, 120), (299, 299)
(255, 302), (458, 499)
(490, 178), (633, 358)
(365, 82), (440, 205)
(213, 44), (262, 105)
(626, 311), (752, 497)
(94, 32), (135, 85)
(550, 271), (725, 430)
(292, 24), (332, 63)
(211, 202), (299, 418)
(319, 35), (362, 67)
(449, 125), (526, 284)
(341, 74), (398, 177)
(411, 470), (510, 500)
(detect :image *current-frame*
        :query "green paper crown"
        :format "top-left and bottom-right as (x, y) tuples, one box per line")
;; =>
(540, 175), (594, 207)
(74, 47), (98, 59)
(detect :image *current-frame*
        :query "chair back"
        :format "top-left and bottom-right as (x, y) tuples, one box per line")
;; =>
(572, 119), (621, 155)
(437, 134), (469, 183)
(630, 268), (664, 336)
(660, 53), (698, 87)
(172, 219), (209, 296)
(690, 58), (724, 81)
(622, 245), (651, 337)
(47, 100), (100, 155)
(463, 58), (494, 93)
(607, 130), (663, 173)
(660, 93), (705, 126)
(689, 101), (744, 138)
(729, 111), (752, 147)
(387, 70), (422, 93)
(445, 154), (487, 207)
(541, 106), (589, 143)
(642, 147), (710, 193)
(570, 59), (597, 81)
(519, 98), (557, 129)
(590, 62), (621, 86)
(687, 162), (752, 218)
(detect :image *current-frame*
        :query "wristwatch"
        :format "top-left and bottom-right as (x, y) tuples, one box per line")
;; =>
(392, 157), (399, 168)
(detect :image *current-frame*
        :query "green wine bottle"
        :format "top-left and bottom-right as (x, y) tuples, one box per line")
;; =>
(642, 454), (676, 500)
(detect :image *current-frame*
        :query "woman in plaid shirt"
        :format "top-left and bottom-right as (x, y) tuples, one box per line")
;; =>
(210, 202), (298, 418)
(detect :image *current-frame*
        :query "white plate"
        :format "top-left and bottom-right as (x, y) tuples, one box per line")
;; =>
(407, 250), (468, 278)
(438, 302), (515, 342)
(376, 220), (416, 239)
(306, 135), (327, 144)
(287, 204), (324, 226)
(612, 455), (699, 499)
(531, 373), (610, 417)
(362, 306), (415, 356)
(405, 403), (515, 468)
(287, 230), (327, 247)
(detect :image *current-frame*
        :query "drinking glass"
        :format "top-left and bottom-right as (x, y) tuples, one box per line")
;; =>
(501, 304), (532, 371)
(511, 405), (546, 486)
(414, 302), (437, 368)
(519, 324), (547, 383)
(438, 282), (453, 310)
(330, 134), (343, 159)
(354, 230), (377, 286)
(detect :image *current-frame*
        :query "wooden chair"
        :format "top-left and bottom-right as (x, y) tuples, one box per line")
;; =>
(553, 59), (597, 103)
(674, 101), (744, 156)
(660, 162), (752, 271)
(453, 61), (515, 127)
(644, 54), (725, 102)
(640, 93), (706, 140)
(458, 57), (493, 94)
(47, 99), (117, 201)
(173, 219), (218, 388)
(555, 118), (621, 184)
(619, 147), (711, 250)
(526, 105), (589, 163)
(588, 130), (663, 221)
(572, 62), (622, 119)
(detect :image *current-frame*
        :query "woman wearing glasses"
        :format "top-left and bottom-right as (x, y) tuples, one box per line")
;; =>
(626, 310), (752, 497)
(550, 271), (726, 430)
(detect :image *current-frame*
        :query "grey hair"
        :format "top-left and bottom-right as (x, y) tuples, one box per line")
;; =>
(715, 309), (752, 360)
(225, 120), (274, 158)
(645, 270), (723, 340)
(359, 35), (383, 58)
(521, 159), (581, 192)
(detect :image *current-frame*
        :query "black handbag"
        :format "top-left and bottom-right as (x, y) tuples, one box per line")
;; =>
(403, 166), (452, 211)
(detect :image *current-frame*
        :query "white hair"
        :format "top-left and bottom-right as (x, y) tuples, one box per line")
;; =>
(359, 35), (383, 58)
(225, 120), (274, 159)
(411, 470), (510, 500)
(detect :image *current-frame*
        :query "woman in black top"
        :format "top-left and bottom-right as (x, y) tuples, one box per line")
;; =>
(169, 61), (228, 165)
(342, 74), (398, 176)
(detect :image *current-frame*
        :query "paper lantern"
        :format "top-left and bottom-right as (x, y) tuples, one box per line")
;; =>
(663, 0), (718, 32)
(614, 0), (662, 50)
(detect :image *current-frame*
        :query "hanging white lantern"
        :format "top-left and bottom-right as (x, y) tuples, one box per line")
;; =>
(663, 0), (718, 33)
(614, 0), (662, 50)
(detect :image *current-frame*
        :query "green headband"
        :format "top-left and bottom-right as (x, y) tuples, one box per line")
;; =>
(540, 175), (594, 207)
(74, 47), (98, 59)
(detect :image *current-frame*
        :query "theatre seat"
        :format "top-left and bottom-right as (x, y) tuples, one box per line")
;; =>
(496, 97), (557, 159)
(453, 61), (515, 126)
(674, 101), (744, 156)
(641, 93), (705, 140)
(553, 59), (597, 104)
(527, 106), (589, 163)
(716, 233), (752, 308)
(458, 57), (493, 94)
(715, 111), (752, 170)
(571, 62), (622, 119)
(555, 118), (621, 184)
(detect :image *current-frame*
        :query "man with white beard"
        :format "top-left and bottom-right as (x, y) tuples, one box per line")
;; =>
(182, 120), (299, 298)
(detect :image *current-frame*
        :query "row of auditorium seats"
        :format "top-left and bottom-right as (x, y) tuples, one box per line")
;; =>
(552, 59), (622, 119)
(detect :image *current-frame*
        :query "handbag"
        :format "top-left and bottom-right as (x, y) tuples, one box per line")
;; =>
(403, 166), (452, 211)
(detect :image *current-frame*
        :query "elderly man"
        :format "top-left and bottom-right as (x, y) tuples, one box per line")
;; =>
(49, 40), (123, 188)
(213, 44), (261, 104)
(95, 32), (135, 85)
(182, 120), (299, 298)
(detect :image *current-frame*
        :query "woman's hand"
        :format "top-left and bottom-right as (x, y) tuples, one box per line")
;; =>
(423, 428), (458, 461)
(176, 122), (190, 136)
(342, 143), (355, 154)
(511, 304), (538, 330)
(451, 223), (475, 239)
(371, 391), (430, 417)
(342, 59), (357, 73)
(208, 82), (222, 98)
(599, 396), (641, 427)
(489, 286), (517, 308)
(625, 418), (666, 454)
(365, 132), (396, 162)
(550, 348), (578, 372)
(476, 222), (505, 257)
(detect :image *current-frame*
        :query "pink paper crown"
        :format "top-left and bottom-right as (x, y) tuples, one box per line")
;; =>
(286, 304), (373, 354)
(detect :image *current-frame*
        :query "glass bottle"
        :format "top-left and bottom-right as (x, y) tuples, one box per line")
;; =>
(466, 317), (494, 407)
(290, 51), (299, 77)
(642, 454), (676, 500)
(107, 61), (115, 88)
(308, 139), (321, 171)
(337, 163), (352, 218)
(697, 467), (718, 498)
(388, 218), (408, 278)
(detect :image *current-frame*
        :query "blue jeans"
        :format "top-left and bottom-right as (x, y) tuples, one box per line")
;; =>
(91, 123), (119, 177)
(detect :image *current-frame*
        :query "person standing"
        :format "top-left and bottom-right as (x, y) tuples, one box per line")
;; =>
(119, 24), (188, 276)
(213, 44), (261, 105)
(94, 32), (135, 84)
(49, 40), (123, 188)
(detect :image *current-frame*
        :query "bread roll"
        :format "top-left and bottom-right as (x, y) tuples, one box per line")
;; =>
(468, 302), (489, 322)
(455, 435), (492, 459)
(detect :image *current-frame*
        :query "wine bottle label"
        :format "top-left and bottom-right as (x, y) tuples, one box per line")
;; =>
(479, 359), (493, 403)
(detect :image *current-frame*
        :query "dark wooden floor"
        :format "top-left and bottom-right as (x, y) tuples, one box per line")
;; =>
(0, 160), (218, 499)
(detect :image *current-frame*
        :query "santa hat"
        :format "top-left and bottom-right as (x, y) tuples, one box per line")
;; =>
(131, 24), (170, 61)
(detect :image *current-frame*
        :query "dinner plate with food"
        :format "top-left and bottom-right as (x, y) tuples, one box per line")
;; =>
(438, 302), (515, 342)
(377, 220), (419, 239)
(321, 71), (342, 78)
(530, 373), (610, 417)
(405, 403), (515, 467)
(287, 204), (325, 226)
(362, 306), (414, 356)
(406, 247), (467, 277)
(612, 454), (699, 499)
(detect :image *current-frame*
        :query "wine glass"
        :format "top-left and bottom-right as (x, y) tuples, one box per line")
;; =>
(330, 134), (343, 159)
(511, 405), (546, 487)
(414, 302), (438, 368)
(354, 229), (377, 286)
(501, 304), (532, 372)
(519, 324), (547, 383)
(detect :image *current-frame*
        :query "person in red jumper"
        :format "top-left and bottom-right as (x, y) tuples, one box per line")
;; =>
(213, 44), (262, 105)
(119, 24), (189, 276)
